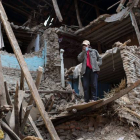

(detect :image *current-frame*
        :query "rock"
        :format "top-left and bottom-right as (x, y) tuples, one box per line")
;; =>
(88, 127), (94, 132)
(72, 132), (78, 137)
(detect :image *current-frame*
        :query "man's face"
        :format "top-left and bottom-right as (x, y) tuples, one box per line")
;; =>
(82, 44), (89, 51)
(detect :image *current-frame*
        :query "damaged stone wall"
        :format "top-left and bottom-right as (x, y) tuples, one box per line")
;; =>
(40, 28), (62, 91)
(115, 45), (140, 124)
(0, 49), (45, 91)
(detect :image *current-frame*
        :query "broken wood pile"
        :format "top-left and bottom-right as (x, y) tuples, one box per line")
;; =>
(0, 1), (60, 139)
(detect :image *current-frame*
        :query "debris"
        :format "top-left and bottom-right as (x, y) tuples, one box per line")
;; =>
(23, 136), (42, 140)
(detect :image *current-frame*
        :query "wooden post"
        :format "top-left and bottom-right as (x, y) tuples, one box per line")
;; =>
(4, 82), (12, 106)
(0, 2), (60, 140)
(20, 70), (24, 90)
(20, 66), (43, 132)
(14, 82), (20, 136)
(74, 0), (83, 28)
(0, 56), (7, 107)
(51, 0), (63, 22)
(130, 9), (140, 46)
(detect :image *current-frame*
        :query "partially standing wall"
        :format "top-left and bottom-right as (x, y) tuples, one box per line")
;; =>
(115, 44), (140, 124)
(0, 48), (46, 90)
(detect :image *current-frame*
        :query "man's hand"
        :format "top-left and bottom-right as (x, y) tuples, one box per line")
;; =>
(82, 45), (86, 51)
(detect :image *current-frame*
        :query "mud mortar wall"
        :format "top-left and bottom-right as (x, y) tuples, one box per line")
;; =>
(0, 48), (46, 71)
(117, 45), (140, 124)
(40, 28), (61, 90)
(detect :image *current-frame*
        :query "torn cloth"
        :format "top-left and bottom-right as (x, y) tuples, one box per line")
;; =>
(73, 63), (84, 96)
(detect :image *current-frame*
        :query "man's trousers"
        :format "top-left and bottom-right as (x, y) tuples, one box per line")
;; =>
(82, 67), (98, 102)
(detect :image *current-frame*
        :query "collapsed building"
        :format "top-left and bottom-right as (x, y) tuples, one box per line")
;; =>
(1, 0), (140, 140)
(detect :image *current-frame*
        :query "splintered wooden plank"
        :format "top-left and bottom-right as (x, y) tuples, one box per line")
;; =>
(4, 82), (12, 106)
(0, 2), (59, 140)
(66, 100), (103, 112)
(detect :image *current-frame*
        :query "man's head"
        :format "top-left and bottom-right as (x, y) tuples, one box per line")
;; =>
(82, 40), (90, 47)
(82, 40), (90, 51)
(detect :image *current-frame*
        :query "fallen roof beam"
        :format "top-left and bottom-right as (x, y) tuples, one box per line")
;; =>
(0, 2), (60, 140)
(55, 78), (140, 125)
(51, 0), (63, 22)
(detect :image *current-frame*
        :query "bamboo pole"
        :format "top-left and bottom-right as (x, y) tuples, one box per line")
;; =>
(0, 2), (60, 140)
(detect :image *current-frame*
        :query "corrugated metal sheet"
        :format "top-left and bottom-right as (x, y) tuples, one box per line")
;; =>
(98, 48), (125, 83)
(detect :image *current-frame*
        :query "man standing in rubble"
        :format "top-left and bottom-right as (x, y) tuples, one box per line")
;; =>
(78, 40), (102, 102)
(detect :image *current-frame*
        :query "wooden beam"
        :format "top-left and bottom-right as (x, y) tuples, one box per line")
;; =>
(74, 0), (83, 28)
(14, 82), (20, 136)
(116, 0), (126, 13)
(79, 0), (105, 12)
(41, 0), (53, 7)
(18, 0), (34, 10)
(0, 2), (60, 140)
(130, 9), (140, 46)
(20, 67), (43, 132)
(51, 0), (63, 22)
(55, 79), (140, 125)
(4, 82), (12, 106)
